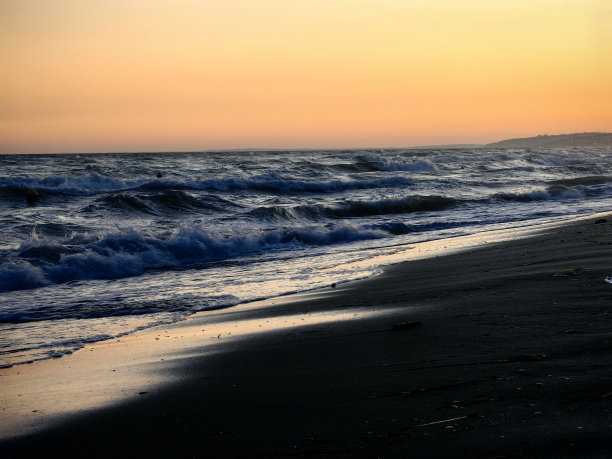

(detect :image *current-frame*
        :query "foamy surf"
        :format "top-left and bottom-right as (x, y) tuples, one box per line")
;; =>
(1, 147), (610, 367)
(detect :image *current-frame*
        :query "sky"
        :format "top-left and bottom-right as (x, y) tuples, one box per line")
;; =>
(1, 0), (611, 154)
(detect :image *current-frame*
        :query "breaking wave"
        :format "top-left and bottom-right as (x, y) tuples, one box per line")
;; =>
(0, 173), (148, 196)
(355, 155), (437, 172)
(0, 223), (391, 293)
(495, 181), (611, 202)
(248, 195), (458, 221)
(140, 174), (415, 193)
(0, 173), (416, 198)
(85, 191), (241, 215)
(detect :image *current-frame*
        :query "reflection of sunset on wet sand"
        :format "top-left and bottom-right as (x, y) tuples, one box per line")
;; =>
(0, 299), (399, 438)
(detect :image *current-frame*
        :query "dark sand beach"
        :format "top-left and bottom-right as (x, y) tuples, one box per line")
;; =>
(2, 214), (612, 458)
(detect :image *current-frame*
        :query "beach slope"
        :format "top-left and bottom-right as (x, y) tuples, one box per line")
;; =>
(2, 215), (612, 458)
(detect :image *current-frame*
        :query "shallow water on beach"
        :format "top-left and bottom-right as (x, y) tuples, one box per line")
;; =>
(1, 147), (610, 367)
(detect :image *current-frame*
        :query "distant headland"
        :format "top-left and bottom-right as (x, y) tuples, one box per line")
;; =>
(485, 132), (612, 148)
(408, 132), (612, 150)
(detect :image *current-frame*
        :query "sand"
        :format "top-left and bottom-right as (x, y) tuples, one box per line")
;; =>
(2, 214), (611, 458)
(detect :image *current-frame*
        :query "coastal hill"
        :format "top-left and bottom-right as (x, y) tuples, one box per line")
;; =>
(486, 132), (612, 148)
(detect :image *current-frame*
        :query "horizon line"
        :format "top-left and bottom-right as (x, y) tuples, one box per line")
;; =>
(1, 131), (609, 155)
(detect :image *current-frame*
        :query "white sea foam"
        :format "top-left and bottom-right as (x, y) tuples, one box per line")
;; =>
(0, 222), (391, 292)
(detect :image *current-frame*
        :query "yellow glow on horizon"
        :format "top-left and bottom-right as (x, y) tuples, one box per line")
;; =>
(1, 0), (611, 153)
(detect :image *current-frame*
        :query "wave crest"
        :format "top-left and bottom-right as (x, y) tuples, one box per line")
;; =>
(0, 173), (149, 196)
(87, 191), (239, 215)
(0, 223), (392, 293)
(356, 155), (437, 172)
(495, 181), (611, 202)
(248, 195), (458, 221)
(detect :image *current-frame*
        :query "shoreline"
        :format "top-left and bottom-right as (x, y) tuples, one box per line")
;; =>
(2, 213), (612, 457)
(2, 212), (592, 371)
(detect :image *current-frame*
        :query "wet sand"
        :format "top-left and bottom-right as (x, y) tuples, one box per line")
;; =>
(2, 214), (612, 457)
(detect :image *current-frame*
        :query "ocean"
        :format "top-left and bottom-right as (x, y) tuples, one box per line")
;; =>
(1, 148), (610, 368)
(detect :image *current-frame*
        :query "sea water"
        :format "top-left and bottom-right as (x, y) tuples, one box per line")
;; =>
(1, 148), (610, 367)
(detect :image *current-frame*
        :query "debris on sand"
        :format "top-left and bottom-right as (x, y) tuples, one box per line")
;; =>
(392, 321), (421, 331)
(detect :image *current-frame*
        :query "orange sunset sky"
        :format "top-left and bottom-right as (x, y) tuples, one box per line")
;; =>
(1, 0), (611, 154)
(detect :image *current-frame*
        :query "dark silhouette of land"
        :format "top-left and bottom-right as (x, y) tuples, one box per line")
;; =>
(486, 132), (612, 148)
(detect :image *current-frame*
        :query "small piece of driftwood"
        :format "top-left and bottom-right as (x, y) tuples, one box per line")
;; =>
(392, 321), (421, 330)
